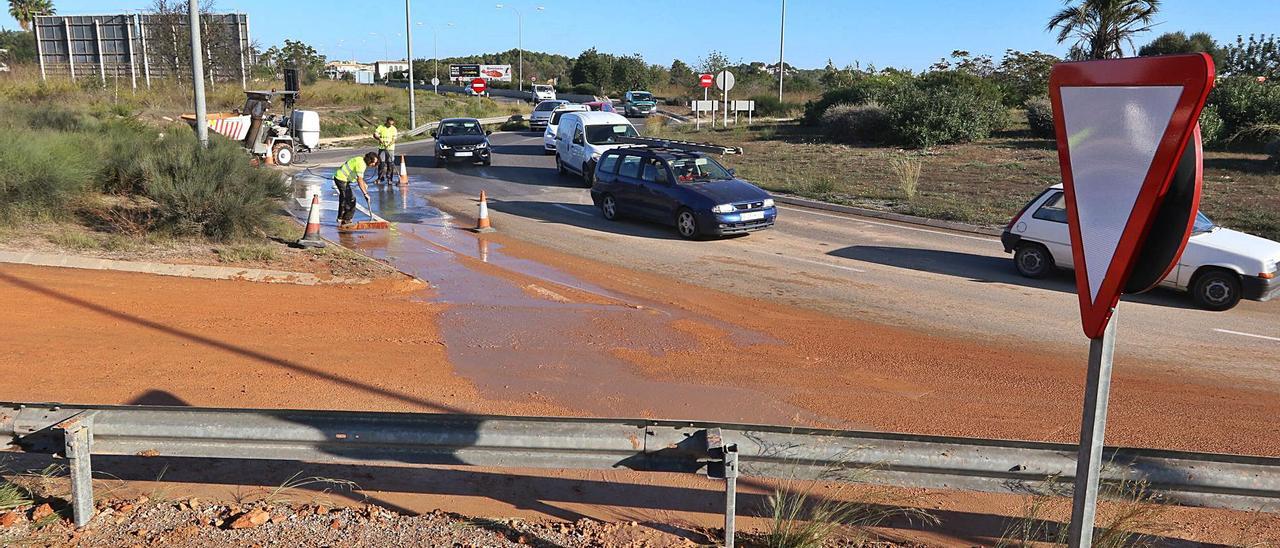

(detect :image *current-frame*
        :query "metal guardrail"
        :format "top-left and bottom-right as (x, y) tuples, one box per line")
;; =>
(399, 115), (515, 139)
(3, 402), (1279, 534)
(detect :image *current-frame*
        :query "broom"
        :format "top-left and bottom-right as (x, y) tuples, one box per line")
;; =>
(342, 194), (391, 231)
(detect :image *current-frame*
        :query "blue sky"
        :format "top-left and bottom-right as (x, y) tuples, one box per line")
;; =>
(4, 1), (1278, 70)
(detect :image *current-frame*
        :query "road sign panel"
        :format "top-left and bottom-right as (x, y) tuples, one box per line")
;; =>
(470, 77), (487, 94)
(715, 70), (735, 92)
(699, 73), (714, 88)
(1049, 54), (1214, 339)
(430, 77), (440, 86)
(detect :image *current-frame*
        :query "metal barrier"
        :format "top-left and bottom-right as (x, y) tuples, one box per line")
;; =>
(4, 401), (1279, 538)
(399, 115), (515, 139)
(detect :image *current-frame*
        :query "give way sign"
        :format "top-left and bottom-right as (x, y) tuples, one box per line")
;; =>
(1049, 54), (1215, 339)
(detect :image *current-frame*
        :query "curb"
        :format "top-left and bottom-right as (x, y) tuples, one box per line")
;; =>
(0, 250), (366, 286)
(773, 195), (1003, 238)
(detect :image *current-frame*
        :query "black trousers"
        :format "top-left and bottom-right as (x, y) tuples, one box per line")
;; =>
(335, 179), (355, 223)
(377, 149), (394, 181)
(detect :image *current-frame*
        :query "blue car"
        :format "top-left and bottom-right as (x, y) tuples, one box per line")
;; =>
(590, 147), (777, 239)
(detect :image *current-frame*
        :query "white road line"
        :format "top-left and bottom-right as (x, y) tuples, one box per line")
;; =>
(778, 206), (996, 243)
(1213, 329), (1280, 343)
(551, 203), (594, 216)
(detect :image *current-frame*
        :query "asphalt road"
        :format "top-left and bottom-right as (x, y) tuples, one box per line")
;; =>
(305, 123), (1280, 385)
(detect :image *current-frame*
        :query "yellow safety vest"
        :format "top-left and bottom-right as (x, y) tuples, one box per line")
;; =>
(375, 125), (397, 150)
(335, 156), (367, 183)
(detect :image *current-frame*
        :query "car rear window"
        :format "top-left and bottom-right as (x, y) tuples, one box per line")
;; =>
(535, 101), (562, 112)
(599, 154), (620, 174)
(618, 155), (642, 179)
(1032, 191), (1068, 223)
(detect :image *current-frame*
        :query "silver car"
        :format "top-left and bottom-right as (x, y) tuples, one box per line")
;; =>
(529, 100), (568, 131)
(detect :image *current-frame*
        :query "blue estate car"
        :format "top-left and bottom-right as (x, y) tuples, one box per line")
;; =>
(589, 147), (777, 239)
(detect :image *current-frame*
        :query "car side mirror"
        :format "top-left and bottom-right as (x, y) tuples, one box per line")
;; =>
(728, 168), (736, 176)
(430, 130), (437, 137)
(486, 130), (492, 135)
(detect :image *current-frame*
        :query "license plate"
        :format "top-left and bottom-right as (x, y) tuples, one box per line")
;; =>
(455, 151), (473, 157)
(740, 211), (765, 221)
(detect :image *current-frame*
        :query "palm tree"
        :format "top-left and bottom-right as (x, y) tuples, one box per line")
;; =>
(8, 0), (56, 32)
(1046, 0), (1160, 60)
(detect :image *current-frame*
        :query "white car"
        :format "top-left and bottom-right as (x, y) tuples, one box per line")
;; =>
(1002, 184), (1280, 310)
(532, 84), (557, 103)
(554, 111), (639, 185)
(528, 100), (569, 131)
(542, 103), (588, 155)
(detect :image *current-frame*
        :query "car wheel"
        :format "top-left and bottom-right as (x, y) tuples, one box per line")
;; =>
(556, 156), (568, 176)
(482, 158), (491, 166)
(601, 194), (619, 221)
(676, 208), (700, 240)
(583, 160), (596, 187)
(1014, 243), (1054, 279)
(1191, 269), (1242, 311)
(434, 155), (445, 167)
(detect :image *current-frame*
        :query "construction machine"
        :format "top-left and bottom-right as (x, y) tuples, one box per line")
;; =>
(182, 69), (320, 165)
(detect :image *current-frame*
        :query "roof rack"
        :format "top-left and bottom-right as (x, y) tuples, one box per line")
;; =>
(614, 136), (744, 155)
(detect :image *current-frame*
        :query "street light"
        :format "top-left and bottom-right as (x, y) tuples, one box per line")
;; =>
(778, 0), (786, 102)
(418, 21), (455, 94)
(495, 3), (544, 93)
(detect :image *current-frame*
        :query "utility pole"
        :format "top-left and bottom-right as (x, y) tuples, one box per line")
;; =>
(405, 0), (415, 128)
(778, 0), (786, 102)
(188, 0), (208, 148)
(496, 4), (542, 94)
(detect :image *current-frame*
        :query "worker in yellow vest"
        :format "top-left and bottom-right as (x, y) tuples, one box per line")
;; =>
(334, 152), (378, 226)
(373, 117), (397, 184)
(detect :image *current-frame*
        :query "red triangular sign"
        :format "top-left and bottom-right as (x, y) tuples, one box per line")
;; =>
(1049, 54), (1214, 339)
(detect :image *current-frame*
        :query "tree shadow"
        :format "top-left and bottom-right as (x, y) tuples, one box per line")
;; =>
(486, 200), (685, 241)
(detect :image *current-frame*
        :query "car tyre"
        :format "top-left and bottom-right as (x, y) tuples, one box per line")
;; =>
(583, 160), (596, 187)
(434, 155), (445, 168)
(601, 194), (620, 221)
(556, 156), (568, 177)
(676, 208), (700, 240)
(1013, 243), (1054, 279)
(1191, 269), (1242, 311)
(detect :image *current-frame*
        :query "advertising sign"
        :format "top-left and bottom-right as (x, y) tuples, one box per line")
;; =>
(449, 64), (481, 80)
(480, 64), (513, 82)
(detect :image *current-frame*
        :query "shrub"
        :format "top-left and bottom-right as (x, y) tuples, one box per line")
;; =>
(142, 133), (286, 241)
(1207, 76), (1280, 146)
(0, 128), (100, 221)
(749, 94), (801, 117)
(819, 103), (891, 144)
(883, 73), (1010, 148)
(802, 74), (905, 125)
(571, 83), (599, 96)
(1025, 96), (1055, 138)
(1198, 104), (1225, 147)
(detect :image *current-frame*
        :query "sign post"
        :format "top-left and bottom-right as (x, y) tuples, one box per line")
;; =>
(698, 73), (713, 130)
(470, 77), (487, 106)
(431, 76), (440, 95)
(716, 70), (735, 128)
(1048, 54), (1214, 548)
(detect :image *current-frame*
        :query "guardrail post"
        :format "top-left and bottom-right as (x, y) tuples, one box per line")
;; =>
(59, 414), (96, 528)
(723, 444), (739, 548)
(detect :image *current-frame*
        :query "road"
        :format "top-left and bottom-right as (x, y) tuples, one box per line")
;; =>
(303, 124), (1280, 388)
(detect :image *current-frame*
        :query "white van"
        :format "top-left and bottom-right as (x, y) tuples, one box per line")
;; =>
(554, 111), (639, 185)
(543, 103), (589, 154)
(1003, 184), (1280, 310)
(532, 84), (557, 103)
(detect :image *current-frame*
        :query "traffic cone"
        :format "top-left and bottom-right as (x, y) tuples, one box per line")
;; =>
(398, 155), (409, 186)
(472, 190), (496, 233)
(296, 195), (327, 248)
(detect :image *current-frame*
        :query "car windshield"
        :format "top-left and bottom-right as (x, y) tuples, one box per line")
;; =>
(535, 85), (552, 92)
(1193, 212), (1216, 233)
(670, 156), (733, 183)
(584, 124), (638, 144)
(535, 101), (562, 112)
(439, 122), (483, 136)
(631, 92), (652, 102)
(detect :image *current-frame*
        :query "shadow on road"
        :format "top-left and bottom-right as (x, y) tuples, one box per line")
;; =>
(826, 245), (1195, 310)
(492, 143), (550, 157)
(487, 200), (683, 241)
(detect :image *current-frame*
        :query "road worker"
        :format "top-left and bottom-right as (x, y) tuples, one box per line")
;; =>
(334, 152), (377, 226)
(373, 117), (398, 184)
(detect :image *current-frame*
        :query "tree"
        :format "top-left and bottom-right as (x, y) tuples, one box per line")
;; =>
(696, 50), (730, 75)
(1139, 31), (1223, 65)
(570, 48), (613, 92)
(0, 28), (37, 62)
(1046, 0), (1160, 60)
(610, 53), (650, 92)
(929, 50), (995, 77)
(7, 0), (54, 32)
(818, 59), (855, 89)
(1223, 34), (1280, 80)
(994, 49), (1061, 105)
(668, 59), (692, 86)
(271, 39), (325, 84)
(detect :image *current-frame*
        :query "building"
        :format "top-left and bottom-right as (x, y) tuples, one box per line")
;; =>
(324, 60), (373, 79)
(373, 60), (409, 80)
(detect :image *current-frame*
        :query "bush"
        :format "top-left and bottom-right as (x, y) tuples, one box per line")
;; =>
(1207, 76), (1280, 146)
(883, 72), (1010, 148)
(1025, 96), (1055, 138)
(803, 73), (909, 125)
(0, 129), (100, 220)
(820, 103), (892, 144)
(142, 133), (286, 241)
(571, 83), (599, 96)
(749, 94), (801, 117)
(1198, 104), (1225, 147)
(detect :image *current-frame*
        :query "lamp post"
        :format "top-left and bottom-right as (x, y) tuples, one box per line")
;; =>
(419, 21), (455, 94)
(495, 4), (543, 93)
(405, 0), (415, 128)
(778, 0), (786, 102)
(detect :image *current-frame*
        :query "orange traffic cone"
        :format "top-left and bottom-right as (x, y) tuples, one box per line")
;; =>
(398, 155), (409, 186)
(472, 190), (496, 233)
(296, 195), (327, 248)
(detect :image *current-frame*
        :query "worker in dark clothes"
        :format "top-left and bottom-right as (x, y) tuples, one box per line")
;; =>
(334, 152), (378, 226)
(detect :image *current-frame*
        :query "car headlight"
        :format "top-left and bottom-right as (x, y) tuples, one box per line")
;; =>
(712, 204), (736, 214)
(763, 198), (775, 208)
(437, 143), (450, 149)
(477, 142), (488, 148)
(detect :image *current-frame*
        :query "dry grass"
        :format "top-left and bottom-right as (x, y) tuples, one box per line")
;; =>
(888, 155), (922, 200)
(649, 117), (1280, 240)
(996, 475), (1171, 547)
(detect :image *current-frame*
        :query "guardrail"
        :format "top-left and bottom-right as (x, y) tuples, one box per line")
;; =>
(4, 402), (1279, 540)
(399, 115), (515, 139)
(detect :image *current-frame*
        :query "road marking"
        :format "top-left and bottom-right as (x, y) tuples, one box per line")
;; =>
(1213, 329), (1280, 343)
(551, 203), (594, 216)
(778, 206), (995, 243)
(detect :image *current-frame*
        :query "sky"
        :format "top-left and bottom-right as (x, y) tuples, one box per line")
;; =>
(4, 1), (1279, 71)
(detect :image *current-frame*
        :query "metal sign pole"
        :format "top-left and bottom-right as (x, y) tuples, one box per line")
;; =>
(722, 84), (728, 127)
(1067, 308), (1118, 548)
(404, 0), (416, 129)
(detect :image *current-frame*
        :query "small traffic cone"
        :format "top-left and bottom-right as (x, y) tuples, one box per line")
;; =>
(398, 155), (409, 186)
(472, 190), (496, 233)
(296, 195), (327, 248)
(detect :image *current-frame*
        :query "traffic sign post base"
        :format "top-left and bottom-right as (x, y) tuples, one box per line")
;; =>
(1067, 308), (1118, 548)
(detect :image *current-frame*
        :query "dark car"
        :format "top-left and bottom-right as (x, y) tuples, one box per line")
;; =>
(589, 148), (776, 239)
(432, 118), (492, 166)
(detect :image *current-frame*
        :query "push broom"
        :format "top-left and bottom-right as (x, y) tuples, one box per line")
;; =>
(344, 194), (391, 231)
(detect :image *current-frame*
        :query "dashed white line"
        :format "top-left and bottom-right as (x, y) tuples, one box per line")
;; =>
(1213, 329), (1280, 343)
(551, 203), (594, 216)
(778, 205), (996, 243)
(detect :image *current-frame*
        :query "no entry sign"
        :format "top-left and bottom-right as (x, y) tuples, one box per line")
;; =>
(1049, 54), (1214, 339)
(470, 77), (487, 94)
(698, 74), (713, 88)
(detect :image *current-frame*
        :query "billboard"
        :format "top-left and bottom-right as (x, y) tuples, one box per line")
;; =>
(479, 64), (512, 82)
(449, 63), (480, 80)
